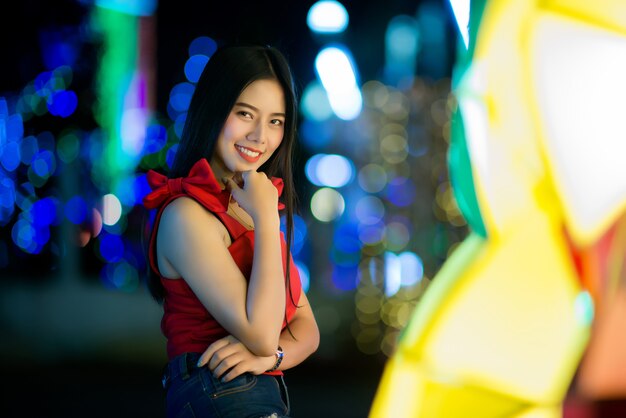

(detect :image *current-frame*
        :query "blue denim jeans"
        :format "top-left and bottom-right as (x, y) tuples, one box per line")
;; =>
(163, 352), (290, 418)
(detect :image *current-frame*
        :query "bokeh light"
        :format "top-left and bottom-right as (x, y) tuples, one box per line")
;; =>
(306, 153), (354, 188)
(184, 54), (209, 83)
(307, 1), (349, 34)
(188, 36), (217, 57)
(102, 193), (122, 226)
(355, 196), (385, 225)
(295, 261), (310, 293)
(358, 164), (388, 193)
(47, 90), (78, 117)
(65, 196), (88, 224)
(98, 232), (124, 262)
(315, 45), (363, 120)
(169, 82), (195, 113)
(301, 81), (333, 121)
(310, 187), (345, 222)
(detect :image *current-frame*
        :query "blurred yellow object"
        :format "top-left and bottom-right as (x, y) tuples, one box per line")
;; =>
(370, 0), (626, 416)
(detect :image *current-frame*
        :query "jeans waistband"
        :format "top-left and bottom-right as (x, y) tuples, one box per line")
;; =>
(162, 352), (201, 390)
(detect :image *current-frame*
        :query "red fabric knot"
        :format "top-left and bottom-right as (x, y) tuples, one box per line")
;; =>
(168, 178), (183, 195)
(142, 158), (286, 212)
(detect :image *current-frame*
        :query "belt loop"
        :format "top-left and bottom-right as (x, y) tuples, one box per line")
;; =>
(180, 352), (191, 380)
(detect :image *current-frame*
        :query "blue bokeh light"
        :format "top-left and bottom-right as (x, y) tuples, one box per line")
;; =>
(143, 123), (167, 154)
(0, 141), (21, 172)
(333, 223), (361, 253)
(6, 112), (24, 142)
(384, 251), (424, 297)
(332, 264), (358, 291)
(307, 1), (349, 34)
(134, 174), (151, 206)
(355, 195), (385, 225)
(0, 177), (16, 226)
(281, 214), (308, 256)
(15, 182), (35, 211)
(399, 251), (424, 286)
(48, 90), (78, 117)
(65, 195), (88, 224)
(386, 176), (416, 207)
(99, 233), (125, 262)
(189, 36), (217, 58)
(185, 55), (210, 83)
(305, 154), (325, 186)
(31, 197), (59, 227)
(306, 153), (353, 188)
(39, 30), (79, 69)
(31, 150), (57, 178)
(169, 82), (195, 113)
(300, 81), (333, 122)
(100, 260), (140, 292)
(384, 15), (419, 88)
(295, 261), (310, 293)
(166, 144), (179, 169)
(316, 154), (353, 188)
(20, 135), (39, 165)
(174, 112), (187, 138)
(114, 176), (136, 208)
(95, 0), (157, 16)
(315, 45), (362, 120)
(299, 119), (334, 151)
(11, 218), (43, 254)
(35, 71), (54, 95)
(358, 222), (386, 245)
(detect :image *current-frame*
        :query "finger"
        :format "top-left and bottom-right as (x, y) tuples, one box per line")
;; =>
(233, 172), (245, 187)
(221, 363), (246, 382)
(198, 338), (230, 367)
(213, 353), (243, 380)
(222, 177), (241, 193)
(208, 342), (241, 371)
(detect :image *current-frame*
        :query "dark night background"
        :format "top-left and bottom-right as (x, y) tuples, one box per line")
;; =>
(0, 1), (461, 417)
(22, 1), (626, 418)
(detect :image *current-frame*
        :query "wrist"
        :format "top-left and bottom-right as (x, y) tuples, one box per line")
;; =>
(265, 346), (284, 372)
(253, 213), (280, 230)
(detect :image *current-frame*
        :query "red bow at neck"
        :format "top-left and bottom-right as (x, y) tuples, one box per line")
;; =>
(143, 159), (285, 211)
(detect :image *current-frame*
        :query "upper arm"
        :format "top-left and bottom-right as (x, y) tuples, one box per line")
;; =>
(290, 290), (319, 341)
(157, 198), (252, 340)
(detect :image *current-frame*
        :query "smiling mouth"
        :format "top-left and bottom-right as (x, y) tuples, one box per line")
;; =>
(235, 145), (262, 162)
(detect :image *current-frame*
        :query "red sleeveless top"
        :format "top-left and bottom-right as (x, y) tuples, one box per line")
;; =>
(143, 159), (301, 376)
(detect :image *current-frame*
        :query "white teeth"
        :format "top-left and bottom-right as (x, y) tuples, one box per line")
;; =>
(236, 145), (260, 157)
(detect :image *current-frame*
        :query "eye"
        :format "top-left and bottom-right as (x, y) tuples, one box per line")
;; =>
(270, 119), (284, 126)
(238, 111), (253, 119)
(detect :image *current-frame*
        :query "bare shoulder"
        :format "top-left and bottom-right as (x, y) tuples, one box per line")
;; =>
(156, 197), (230, 279)
(159, 197), (229, 244)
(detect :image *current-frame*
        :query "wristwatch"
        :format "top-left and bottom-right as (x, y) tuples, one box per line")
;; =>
(266, 346), (284, 372)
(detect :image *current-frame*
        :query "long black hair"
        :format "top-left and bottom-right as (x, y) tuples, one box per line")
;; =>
(146, 44), (299, 310)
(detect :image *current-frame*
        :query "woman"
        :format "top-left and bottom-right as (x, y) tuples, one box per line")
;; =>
(143, 44), (320, 418)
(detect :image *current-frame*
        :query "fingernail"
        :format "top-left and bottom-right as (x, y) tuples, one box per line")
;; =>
(196, 360), (202, 367)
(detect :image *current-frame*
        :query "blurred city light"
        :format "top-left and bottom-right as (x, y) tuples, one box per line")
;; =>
(307, 1), (349, 34)
(314, 45), (362, 120)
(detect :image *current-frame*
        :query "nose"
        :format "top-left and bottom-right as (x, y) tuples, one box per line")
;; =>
(247, 121), (267, 144)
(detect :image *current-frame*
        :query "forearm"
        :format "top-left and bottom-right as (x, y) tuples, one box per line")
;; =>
(274, 312), (320, 371)
(246, 216), (286, 352)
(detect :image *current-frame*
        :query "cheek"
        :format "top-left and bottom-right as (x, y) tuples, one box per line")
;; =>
(220, 115), (240, 140)
(269, 132), (284, 152)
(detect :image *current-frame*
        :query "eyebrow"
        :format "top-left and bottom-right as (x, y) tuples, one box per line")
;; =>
(235, 102), (286, 117)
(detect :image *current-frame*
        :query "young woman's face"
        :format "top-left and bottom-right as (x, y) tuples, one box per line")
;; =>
(213, 78), (286, 177)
